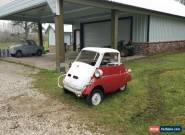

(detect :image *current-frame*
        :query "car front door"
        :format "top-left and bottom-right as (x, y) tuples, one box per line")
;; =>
(99, 53), (124, 93)
(29, 40), (39, 54)
(100, 65), (124, 93)
(21, 42), (30, 55)
(27, 40), (36, 54)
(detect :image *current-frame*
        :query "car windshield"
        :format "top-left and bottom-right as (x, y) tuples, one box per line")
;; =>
(75, 50), (100, 66)
(27, 40), (36, 45)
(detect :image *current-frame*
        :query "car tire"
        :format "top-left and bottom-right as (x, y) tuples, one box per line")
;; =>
(120, 84), (127, 91)
(11, 54), (15, 57)
(86, 89), (104, 106)
(63, 88), (69, 94)
(15, 51), (22, 58)
(36, 50), (42, 56)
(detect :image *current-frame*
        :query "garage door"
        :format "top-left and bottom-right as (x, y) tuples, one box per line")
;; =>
(83, 18), (131, 47)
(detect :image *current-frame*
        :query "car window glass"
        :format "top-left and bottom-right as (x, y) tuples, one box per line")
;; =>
(23, 42), (29, 46)
(101, 53), (119, 66)
(27, 40), (32, 45)
(76, 50), (99, 66)
(30, 41), (36, 45)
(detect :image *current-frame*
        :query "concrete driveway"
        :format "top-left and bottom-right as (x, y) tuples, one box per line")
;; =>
(1, 53), (56, 70)
(0, 52), (81, 71)
(0, 52), (145, 71)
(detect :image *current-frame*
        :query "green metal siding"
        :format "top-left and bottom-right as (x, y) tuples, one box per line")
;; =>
(149, 15), (185, 42)
(132, 14), (148, 43)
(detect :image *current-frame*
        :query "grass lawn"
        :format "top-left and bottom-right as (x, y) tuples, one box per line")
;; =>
(33, 52), (185, 135)
(43, 41), (49, 51)
(0, 42), (15, 49)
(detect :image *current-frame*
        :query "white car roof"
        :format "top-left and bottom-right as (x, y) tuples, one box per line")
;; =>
(82, 47), (120, 54)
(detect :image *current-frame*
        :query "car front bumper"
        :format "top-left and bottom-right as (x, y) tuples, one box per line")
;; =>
(9, 48), (16, 55)
(63, 83), (83, 97)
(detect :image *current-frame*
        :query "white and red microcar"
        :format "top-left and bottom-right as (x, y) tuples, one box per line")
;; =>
(58, 47), (132, 106)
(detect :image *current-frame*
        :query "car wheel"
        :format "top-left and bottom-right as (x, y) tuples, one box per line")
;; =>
(86, 89), (104, 106)
(63, 88), (69, 94)
(36, 50), (42, 56)
(15, 51), (22, 58)
(120, 84), (127, 91)
(11, 54), (15, 57)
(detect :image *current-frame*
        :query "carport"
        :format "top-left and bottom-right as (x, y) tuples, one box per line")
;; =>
(0, 0), (161, 72)
(0, 0), (126, 72)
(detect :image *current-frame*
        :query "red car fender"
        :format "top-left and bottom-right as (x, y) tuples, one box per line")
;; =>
(82, 77), (103, 96)
(121, 64), (132, 82)
(82, 86), (94, 96)
(127, 72), (132, 82)
(124, 71), (132, 83)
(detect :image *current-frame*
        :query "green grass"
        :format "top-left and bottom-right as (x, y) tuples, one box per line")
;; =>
(33, 52), (185, 135)
(0, 42), (15, 49)
(43, 41), (49, 51)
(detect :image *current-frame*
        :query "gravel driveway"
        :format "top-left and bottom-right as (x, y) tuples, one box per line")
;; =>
(0, 61), (102, 135)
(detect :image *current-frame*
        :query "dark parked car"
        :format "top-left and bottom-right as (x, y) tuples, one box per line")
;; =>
(9, 40), (43, 57)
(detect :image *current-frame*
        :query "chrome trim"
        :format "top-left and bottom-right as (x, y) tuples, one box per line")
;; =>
(64, 84), (83, 97)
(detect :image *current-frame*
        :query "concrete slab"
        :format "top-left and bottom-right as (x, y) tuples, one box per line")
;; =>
(0, 52), (146, 71)
(0, 53), (56, 70)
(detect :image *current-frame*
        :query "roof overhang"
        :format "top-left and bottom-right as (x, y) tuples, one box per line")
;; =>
(0, 0), (114, 23)
(0, 0), (54, 23)
(0, 0), (184, 24)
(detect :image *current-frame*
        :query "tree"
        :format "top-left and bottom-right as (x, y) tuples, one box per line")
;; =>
(12, 21), (38, 40)
(176, 0), (185, 5)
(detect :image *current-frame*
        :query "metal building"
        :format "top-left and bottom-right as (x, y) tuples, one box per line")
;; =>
(45, 24), (72, 52)
(0, 0), (185, 72)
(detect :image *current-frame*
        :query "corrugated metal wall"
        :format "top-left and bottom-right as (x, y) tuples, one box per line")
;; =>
(132, 14), (148, 43)
(48, 28), (55, 46)
(83, 18), (131, 47)
(149, 15), (185, 42)
(64, 33), (72, 45)
(48, 28), (71, 46)
(73, 14), (149, 45)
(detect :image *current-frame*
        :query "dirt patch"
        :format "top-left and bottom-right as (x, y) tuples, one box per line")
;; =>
(0, 61), (103, 135)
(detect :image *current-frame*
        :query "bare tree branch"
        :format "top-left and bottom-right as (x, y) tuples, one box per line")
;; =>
(12, 21), (38, 40)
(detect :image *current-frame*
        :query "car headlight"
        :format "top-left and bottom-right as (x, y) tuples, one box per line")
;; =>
(95, 69), (103, 78)
(127, 69), (132, 73)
